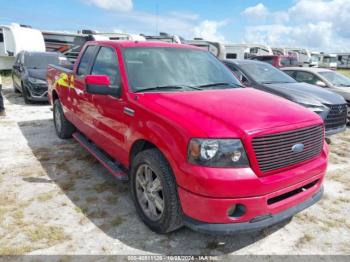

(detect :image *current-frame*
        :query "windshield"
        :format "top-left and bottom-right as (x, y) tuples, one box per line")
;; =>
(319, 71), (350, 87)
(239, 63), (296, 84)
(25, 53), (68, 69)
(123, 47), (241, 92)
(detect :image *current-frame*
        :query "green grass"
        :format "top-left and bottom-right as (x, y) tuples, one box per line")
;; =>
(337, 69), (350, 78)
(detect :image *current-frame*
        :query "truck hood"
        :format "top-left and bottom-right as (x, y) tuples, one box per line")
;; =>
(260, 82), (345, 106)
(136, 88), (321, 137)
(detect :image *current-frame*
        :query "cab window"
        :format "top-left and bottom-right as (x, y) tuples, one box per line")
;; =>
(91, 47), (120, 86)
(77, 46), (96, 76)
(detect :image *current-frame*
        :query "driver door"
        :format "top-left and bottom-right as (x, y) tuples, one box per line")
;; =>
(88, 46), (129, 162)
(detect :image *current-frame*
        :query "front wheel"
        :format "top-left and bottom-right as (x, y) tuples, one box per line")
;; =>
(12, 76), (20, 93)
(130, 149), (183, 233)
(53, 99), (75, 139)
(21, 83), (32, 104)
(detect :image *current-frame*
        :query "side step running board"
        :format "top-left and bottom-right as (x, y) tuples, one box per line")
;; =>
(73, 132), (128, 181)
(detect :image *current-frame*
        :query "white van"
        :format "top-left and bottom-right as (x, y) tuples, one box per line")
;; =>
(0, 23), (45, 70)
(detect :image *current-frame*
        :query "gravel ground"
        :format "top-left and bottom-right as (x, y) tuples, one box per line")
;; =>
(0, 76), (350, 256)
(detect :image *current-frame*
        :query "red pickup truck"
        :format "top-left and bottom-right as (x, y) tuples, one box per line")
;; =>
(47, 41), (328, 234)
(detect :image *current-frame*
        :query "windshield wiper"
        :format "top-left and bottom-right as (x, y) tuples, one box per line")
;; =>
(196, 82), (244, 88)
(135, 85), (201, 93)
(261, 81), (293, 84)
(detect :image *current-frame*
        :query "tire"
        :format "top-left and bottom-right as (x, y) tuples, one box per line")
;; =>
(12, 76), (20, 93)
(130, 148), (183, 233)
(53, 99), (75, 139)
(21, 82), (32, 104)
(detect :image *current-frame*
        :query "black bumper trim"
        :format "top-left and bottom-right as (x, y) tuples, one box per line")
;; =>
(183, 187), (323, 235)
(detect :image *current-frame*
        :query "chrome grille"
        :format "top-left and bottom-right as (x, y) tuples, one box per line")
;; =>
(252, 125), (323, 173)
(325, 104), (347, 130)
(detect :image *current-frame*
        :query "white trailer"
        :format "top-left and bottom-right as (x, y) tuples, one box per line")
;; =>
(319, 53), (338, 69)
(223, 43), (273, 60)
(336, 53), (350, 69)
(0, 23), (45, 70)
(310, 51), (321, 67)
(185, 39), (226, 59)
(185, 40), (272, 60)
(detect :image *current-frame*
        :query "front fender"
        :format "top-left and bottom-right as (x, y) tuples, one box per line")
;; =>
(126, 117), (188, 184)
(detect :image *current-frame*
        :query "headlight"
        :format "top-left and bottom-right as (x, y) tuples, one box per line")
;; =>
(188, 138), (249, 167)
(28, 77), (46, 85)
(298, 103), (329, 120)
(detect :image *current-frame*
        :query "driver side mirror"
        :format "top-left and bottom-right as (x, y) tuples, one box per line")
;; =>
(85, 75), (121, 98)
(315, 80), (327, 87)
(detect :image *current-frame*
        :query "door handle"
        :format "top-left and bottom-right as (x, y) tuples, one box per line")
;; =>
(123, 107), (135, 116)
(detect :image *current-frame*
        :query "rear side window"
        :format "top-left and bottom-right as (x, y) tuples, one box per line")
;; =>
(295, 71), (317, 84)
(77, 46), (96, 76)
(91, 47), (120, 86)
(0, 33), (3, 42)
(283, 70), (295, 77)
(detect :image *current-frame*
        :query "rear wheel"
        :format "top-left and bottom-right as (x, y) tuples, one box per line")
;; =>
(130, 149), (183, 233)
(53, 99), (75, 139)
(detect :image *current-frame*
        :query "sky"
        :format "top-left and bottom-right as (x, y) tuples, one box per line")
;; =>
(1, 0), (350, 52)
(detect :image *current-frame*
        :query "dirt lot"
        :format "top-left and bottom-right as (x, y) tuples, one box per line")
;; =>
(0, 75), (350, 256)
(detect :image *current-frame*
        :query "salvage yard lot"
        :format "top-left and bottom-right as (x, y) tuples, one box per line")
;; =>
(0, 75), (350, 255)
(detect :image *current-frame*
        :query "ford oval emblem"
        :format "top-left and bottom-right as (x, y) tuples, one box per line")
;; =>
(292, 143), (304, 153)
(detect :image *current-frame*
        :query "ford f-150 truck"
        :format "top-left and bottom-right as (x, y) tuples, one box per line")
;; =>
(47, 41), (328, 234)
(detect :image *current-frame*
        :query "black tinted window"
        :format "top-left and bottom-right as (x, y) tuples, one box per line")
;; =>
(283, 70), (295, 77)
(226, 53), (237, 59)
(0, 33), (3, 42)
(24, 53), (68, 69)
(239, 63), (296, 84)
(77, 46), (96, 76)
(91, 47), (120, 86)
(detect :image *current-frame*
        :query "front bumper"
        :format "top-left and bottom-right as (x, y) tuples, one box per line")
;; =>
(183, 187), (323, 235)
(25, 81), (48, 101)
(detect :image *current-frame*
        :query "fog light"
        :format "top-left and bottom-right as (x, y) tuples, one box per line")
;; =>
(227, 204), (246, 218)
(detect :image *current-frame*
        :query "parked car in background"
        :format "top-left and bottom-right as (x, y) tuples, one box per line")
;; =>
(250, 55), (300, 68)
(282, 67), (350, 122)
(223, 60), (347, 136)
(48, 40), (328, 234)
(12, 51), (70, 103)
